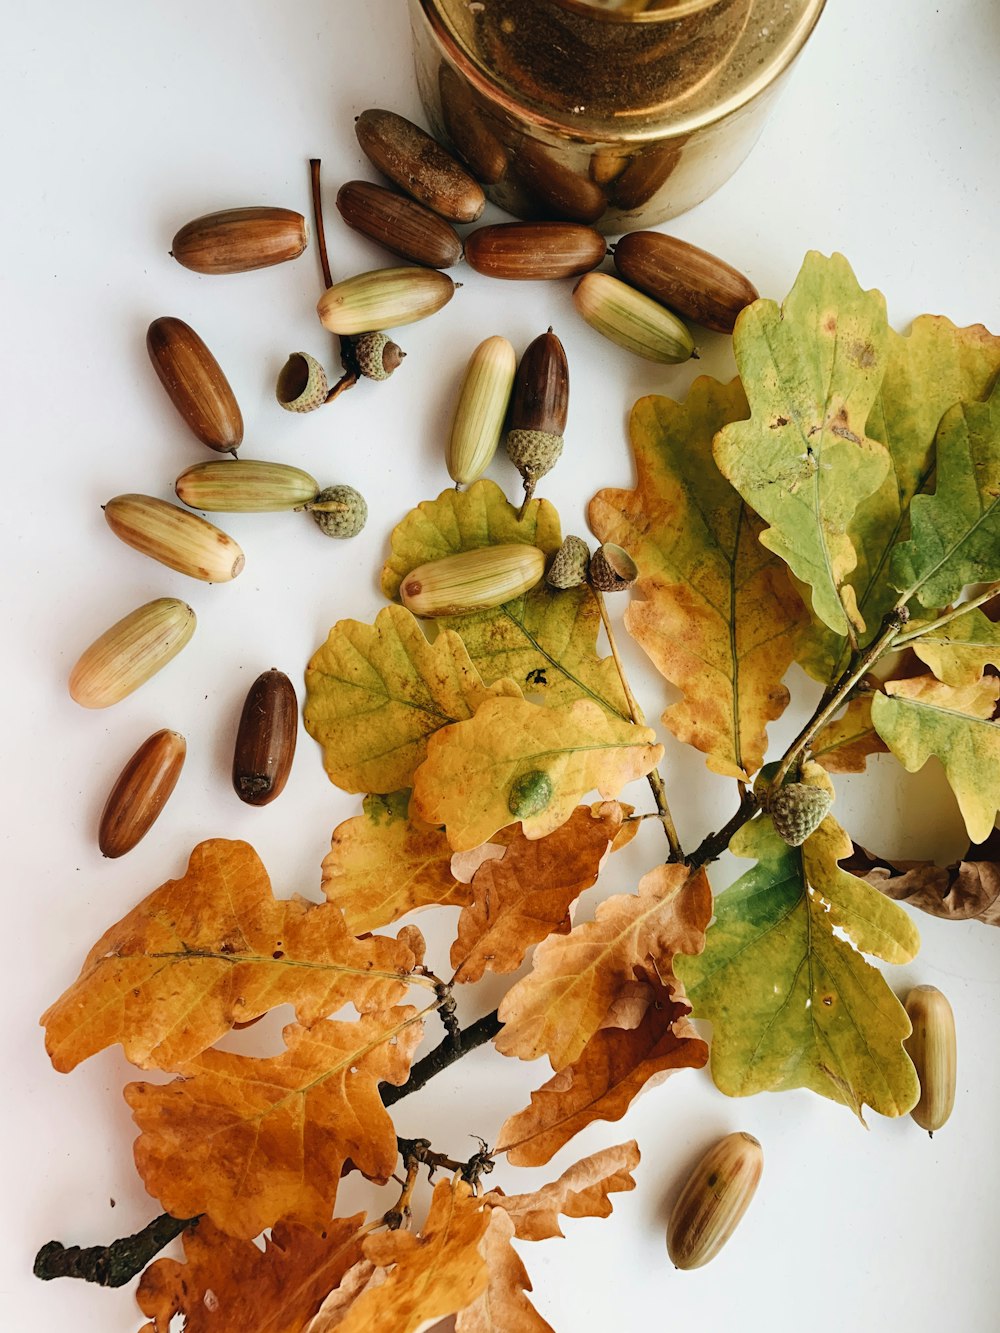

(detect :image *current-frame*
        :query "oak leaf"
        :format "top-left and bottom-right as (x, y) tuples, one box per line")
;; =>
(455, 1208), (554, 1333)
(136, 1214), (366, 1333)
(497, 965), (707, 1166)
(891, 386), (1000, 608)
(304, 1260), (385, 1331)
(909, 605), (1000, 688)
(810, 693), (887, 773)
(126, 1008), (424, 1238)
(844, 829), (1000, 926)
(589, 379), (806, 780)
(495, 863), (711, 1070)
(871, 673), (1000, 842)
(41, 839), (416, 1073)
(714, 251), (891, 636)
(304, 604), (520, 795)
(450, 803), (626, 984)
(333, 1178), (491, 1333)
(322, 791), (470, 934)
(488, 1140), (640, 1241)
(381, 480), (629, 717)
(412, 697), (662, 852)
(676, 779), (920, 1118)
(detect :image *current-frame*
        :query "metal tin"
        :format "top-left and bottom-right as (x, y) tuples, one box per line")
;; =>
(410, 0), (826, 232)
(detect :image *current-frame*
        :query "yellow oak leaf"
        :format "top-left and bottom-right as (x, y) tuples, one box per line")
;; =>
(497, 966), (707, 1166)
(137, 1215), (367, 1333)
(495, 863), (711, 1070)
(412, 697), (662, 852)
(589, 379), (806, 780)
(487, 1140), (640, 1241)
(323, 791), (470, 934)
(909, 606), (1000, 688)
(872, 674), (1000, 843)
(455, 1208), (554, 1333)
(450, 803), (626, 984)
(41, 839), (416, 1073)
(304, 604), (520, 795)
(810, 694), (888, 773)
(334, 1178), (491, 1333)
(126, 1008), (424, 1239)
(381, 479), (629, 717)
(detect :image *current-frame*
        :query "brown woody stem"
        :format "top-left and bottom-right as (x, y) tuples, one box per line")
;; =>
(309, 157), (360, 402)
(893, 581), (1000, 646)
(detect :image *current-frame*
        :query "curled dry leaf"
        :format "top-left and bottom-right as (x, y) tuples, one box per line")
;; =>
(495, 863), (711, 1071)
(126, 1008), (424, 1238)
(455, 1207), (554, 1333)
(451, 803), (627, 984)
(304, 1259), (385, 1332)
(137, 1215), (367, 1333)
(487, 1139), (640, 1241)
(844, 828), (1000, 926)
(322, 790), (470, 934)
(41, 839), (417, 1073)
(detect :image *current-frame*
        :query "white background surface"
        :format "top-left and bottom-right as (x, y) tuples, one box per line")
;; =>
(3, 1), (999, 1330)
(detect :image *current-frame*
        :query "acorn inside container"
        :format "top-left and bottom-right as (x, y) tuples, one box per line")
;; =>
(409, 0), (827, 231)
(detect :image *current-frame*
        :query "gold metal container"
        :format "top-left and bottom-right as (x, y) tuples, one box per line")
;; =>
(409, 0), (826, 232)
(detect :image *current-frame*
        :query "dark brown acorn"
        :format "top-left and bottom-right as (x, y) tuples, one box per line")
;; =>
(336, 180), (463, 269)
(355, 109), (485, 223)
(613, 231), (758, 334)
(463, 222), (606, 282)
(505, 329), (569, 508)
(146, 317), (243, 453)
(232, 669), (298, 806)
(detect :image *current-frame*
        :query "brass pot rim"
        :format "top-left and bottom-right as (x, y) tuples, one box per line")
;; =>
(553, 0), (721, 25)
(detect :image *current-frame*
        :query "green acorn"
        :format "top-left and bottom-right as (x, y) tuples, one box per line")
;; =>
(505, 329), (568, 508)
(547, 535), (591, 589)
(768, 782), (832, 847)
(306, 484), (368, 539)
(353, 331), (406, 382)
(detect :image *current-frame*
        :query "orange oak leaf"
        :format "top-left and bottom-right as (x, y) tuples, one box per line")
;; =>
(334, 1177), (491, 1333)
(450, 803), (626, 985)
(589, 381), (806, 781)
(487, 1140), (640, 1241)
(304, 1260), (385, 1331)
(126, 1008), (425, 1239)
(136, 1214), (366, 1333)
(322, 791), (471, 934)
(42, 839), (416, 1073)
(495, 864), (712, 1070)
(455, 1207), (554, 1333)
(497, 966), (708, 1166)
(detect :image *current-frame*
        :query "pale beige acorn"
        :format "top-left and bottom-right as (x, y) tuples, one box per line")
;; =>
(69, 599), (196, 709)
(573, 271), (695, 364)
(446, 335), (517, 486)
(904, 985), (957, 1135)
(667, 1132), (764, 1270)
(400, 544), (546, 618)
(317, 267), (455, 336)
(176, 460), (320, 512)
(103, 494), (244, 582)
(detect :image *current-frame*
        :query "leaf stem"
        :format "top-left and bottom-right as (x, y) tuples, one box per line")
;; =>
(893, 581), (1000, 646)
(594, 589), (683, 860)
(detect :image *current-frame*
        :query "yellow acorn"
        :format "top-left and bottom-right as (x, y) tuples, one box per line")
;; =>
(69, 599), (196, 709)
(573, 271), (695, 364)
(175, 460), (319, 512)
(446, 335), (517, 486)
(317, 267), (455, 335)
(399, 544), (546, 618)
(103, 494), (244, 582)
(904, 985), (957, 1135)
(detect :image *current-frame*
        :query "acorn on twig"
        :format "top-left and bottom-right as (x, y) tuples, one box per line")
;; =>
(354, 331), (406, 382)
(505, 328), (568, 512)
(768, 782), (833, 846)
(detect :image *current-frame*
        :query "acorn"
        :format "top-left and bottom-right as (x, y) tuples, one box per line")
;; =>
(768, 782), (833, 847)
(304, 485), (368, 539)
(589, 542), (638, 593)
(98, 729), (187, 858)
(667, 1133), (763, 1270)
(355, 108), (486, 223)
(613, 231), (759, 334)
(176, 460), (319, 512)
(170, 206), (307, 274)
(146, 317), (243, 453)
(69, 599), (196, 709)
(573, 271), (695, 363)
(232, 669), (298, 806)
(505, 329), (569, 508)
(336, 180), (463, 269)
(547, 535), (591, 589)
(447, 336), (517, 487)
(438, 64), (508, 186)
(103, 494), (245, 582)
(399, 544), (546, 618)
(354, 331), (406, 382)
(904, 985), (957, 1135)
(317, 267), (455, 336)
(463, 222), (605, 282)
(276, 352), (329, 413)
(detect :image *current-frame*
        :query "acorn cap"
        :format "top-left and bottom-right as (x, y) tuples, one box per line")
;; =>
(768, 782), (833, 846)
(546, 535), (591, 589)
(506, 428), (564, 484)
(305, 485), (369, 539)
(589, 542), (638, 592)
(276, 351), (329, 412)
(354, 331), (406, 382)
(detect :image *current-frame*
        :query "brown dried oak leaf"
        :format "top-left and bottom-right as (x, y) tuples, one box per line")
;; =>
(845, 829), (1000, 925)
(487, 1139), (640, 1241)
(126, 1008), (425, 1239)
(41, 839), (417, 1072)
(455, 1208), (554, 1333)
(137, 1214), (366, 1333)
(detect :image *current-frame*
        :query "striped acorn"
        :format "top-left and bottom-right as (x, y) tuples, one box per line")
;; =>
(573, 271), (695, 364)
(904, 985), (957, 1135)
(355, 108), (485, 223)
(146, 317), (243, 453)
(98, 729), (187, 858)
(399, 544), (546, 619)
(667, 1133), (764, 1270)
(69, 598), (196, 709)
(336, 180), (463, 269)
(317, 267), (455, 336)
(463, 222), (606, 282)
(175, 460), (319, 512)
(505, 329), (569, 506)
(614, 230), (758, 334)
(103, 494), (245, 582)
(447, 335), (517, 486)
(232, 669), (298, 807)
(170, 206), (307, 274)
(276, 352), (329, 413)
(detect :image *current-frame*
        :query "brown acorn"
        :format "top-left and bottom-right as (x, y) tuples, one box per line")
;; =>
(170, 207), (307, 274)
(232, 669), (298, 806)
(98, 729), (186, 858)
(336, 180), (463, 269)
(146, 317), (243, 453)
(464, 222), (606, 282)
(505, 329), (569, 507)
(355, 108), (485, 223)
(613, 231), (759, 334)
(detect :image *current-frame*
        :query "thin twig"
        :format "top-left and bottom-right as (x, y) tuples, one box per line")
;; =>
(383, 1153), (421, 1231)
(687, 787), (760, 870)
(309, 158), (360, 401)
(594, 589), (683, 859)
(893, 581), (1000, 646)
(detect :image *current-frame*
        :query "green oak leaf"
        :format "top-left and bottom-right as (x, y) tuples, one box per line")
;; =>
(891, 385), (1000, 608)
(909, 605), (1000, 687)
(714, 252), (891, 637)
(872, 674), (1000, 844)
(382, 480), (629, 718)
(677, 782), (919, 1119)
